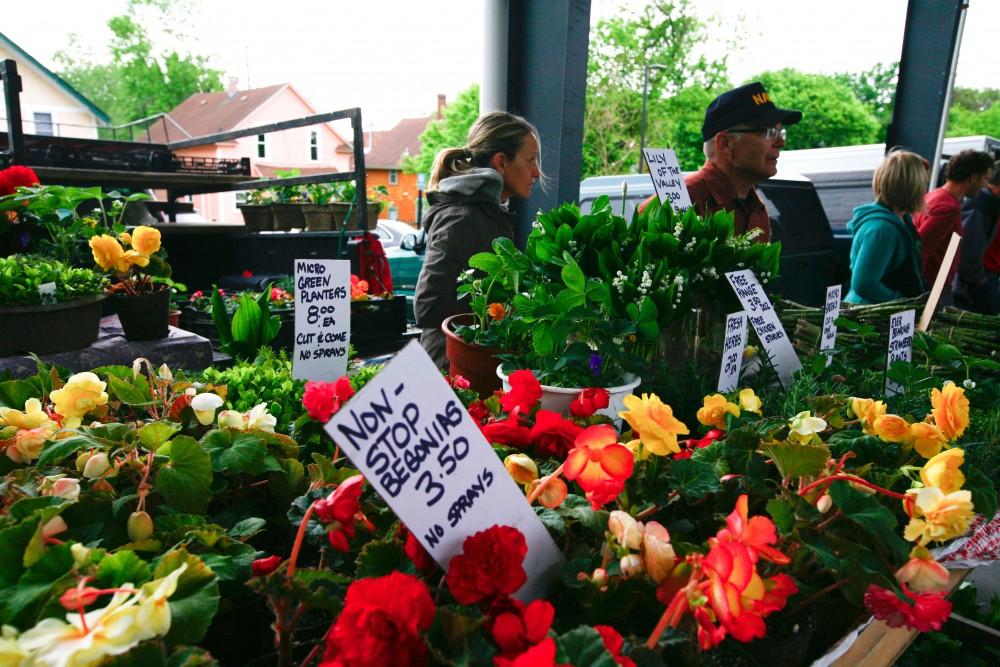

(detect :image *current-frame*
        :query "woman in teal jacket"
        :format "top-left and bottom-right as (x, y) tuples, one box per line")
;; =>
(846, 150), (929, 304)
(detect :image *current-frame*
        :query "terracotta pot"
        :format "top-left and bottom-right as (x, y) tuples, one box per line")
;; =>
(303, 204), (336, 231)
(237, 204), (274, 231)
(168, 309), (182, 327)
(0, 294), (105, 355)
(271, 203), (305, 230)
(114, 288), (171, 341)
(442, 313), (507, 398)
(497, 366), (641, 424)
(330, 201), (381, 230)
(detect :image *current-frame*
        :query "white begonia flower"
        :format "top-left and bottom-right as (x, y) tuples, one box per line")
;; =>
(963, 379), (976, 389)
(217, 410), (244, 430)
(608, 510), (644, 550)
(245, 403), (277, 433)
(619, 554), (643, 578)
(191, 393), (224, 426)
(789, 410), (828, 444)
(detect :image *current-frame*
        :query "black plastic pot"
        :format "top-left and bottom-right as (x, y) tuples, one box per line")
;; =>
(114, 288), (171, 341)
(0, 295), (106, 355)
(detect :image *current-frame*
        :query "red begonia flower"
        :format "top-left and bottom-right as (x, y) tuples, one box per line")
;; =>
(303, 376), (355, 423)
(446, 525), (527, 605)
(715, 494), (791, 565)
(468, 399), (493, 424)
(563, 425), (634, 508)
(569, 387), (610, 418)
(251, 555), (283, 577)
(482, 414), (534, 449)
(314, 475), (365, 553)
(530, 410), (584, 458)
(594, 625), (636, 667)
(494, 637), (571, 667)
(404, 529), (436, 573)
(0, 165), (39, 196)
(500, 370), (542, 415)
(168, 394), (193, 421)
(492, 599), (554, 658)
(863, 584), (952, 632)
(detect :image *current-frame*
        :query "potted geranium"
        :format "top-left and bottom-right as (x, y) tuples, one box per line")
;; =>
(89, 225), (173, 340)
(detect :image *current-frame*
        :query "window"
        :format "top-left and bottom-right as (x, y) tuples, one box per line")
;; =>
(33, 112), (54, 136)
(309, 131), (318, 161)
(257, 134), (266, 158)
(389, 169), (399, 185)
(388, 205), (399, 220)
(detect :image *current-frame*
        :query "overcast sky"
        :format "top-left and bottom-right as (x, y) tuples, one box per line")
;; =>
(7, 0), (998, 130)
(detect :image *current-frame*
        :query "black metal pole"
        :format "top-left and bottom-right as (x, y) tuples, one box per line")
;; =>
(1, 59), (26, 164)
(416, 189), (424, 229)
(638, 64), (650, 173)
(351, 109), (368, 230)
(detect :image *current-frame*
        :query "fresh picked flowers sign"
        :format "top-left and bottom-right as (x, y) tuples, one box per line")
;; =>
(324, 341), (562, 600)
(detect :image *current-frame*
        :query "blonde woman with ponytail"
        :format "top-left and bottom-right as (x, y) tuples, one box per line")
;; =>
(414, 111), (542, 368)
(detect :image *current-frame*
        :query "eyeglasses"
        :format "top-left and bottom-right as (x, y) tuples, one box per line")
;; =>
(725, 126), (787, 142)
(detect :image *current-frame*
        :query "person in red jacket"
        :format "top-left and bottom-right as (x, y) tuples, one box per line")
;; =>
(639, 82), (801, 242)
(913, 150), (993, 302)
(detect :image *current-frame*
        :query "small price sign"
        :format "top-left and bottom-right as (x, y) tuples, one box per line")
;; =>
(642, 148), (692, 212)
(717, 312), (748, 392)
(820, 285), (842, 366)
(885, 309), (915, 397)
(293, 259), (350, 382)
(725, 270), (802, 387)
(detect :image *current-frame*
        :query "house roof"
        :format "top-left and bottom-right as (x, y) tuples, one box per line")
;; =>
(144, 83), (287, 142)
(0, 32), (110, 124)
(365, 116), (431, 169)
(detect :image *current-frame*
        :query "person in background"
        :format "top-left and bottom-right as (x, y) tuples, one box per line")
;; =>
(414, 112), (542, 369)
(955, 163), (1000, 314)
(638, 81), (801, 242)
(913, 149), (993, 303)
(846, 150), (929, 304)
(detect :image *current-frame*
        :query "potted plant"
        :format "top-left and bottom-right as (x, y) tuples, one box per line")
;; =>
(237, 188), (275, 231)
(270, 168), (307, 231)
(330, 182), (386, 230)
(303, 182), (337, 231)
(89, 225), (174, 341)
(0, 254), (106, 355)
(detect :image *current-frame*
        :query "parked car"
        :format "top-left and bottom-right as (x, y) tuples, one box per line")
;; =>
(374, 219), (420, 250)
(380, 221), (424, 323)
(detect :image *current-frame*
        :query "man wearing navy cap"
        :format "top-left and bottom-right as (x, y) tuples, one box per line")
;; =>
(644, 82), (802, 242)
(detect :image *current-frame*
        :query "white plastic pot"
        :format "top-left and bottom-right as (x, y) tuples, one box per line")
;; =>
(496, 366), (641, 423)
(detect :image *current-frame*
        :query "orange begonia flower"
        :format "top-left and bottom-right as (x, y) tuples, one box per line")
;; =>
(908, 421), (949, 459)
(714, 494), (791, 565)
(563, 425), (634, 508)
(487, 302), (507, 321)
(850, 397), (887, 435)
(930, 381), (969, 441)
(873, 414), (910, 443)
(920, 448), (965, 495)
(696, 394), (740, 430)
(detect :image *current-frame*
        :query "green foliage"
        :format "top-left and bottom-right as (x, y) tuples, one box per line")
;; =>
(198, 349), (305, 434)
(403, 84), (481, 175)
(833, 61), (898, 139)
(55, 0), (223, 125)
(0, 255), (105, 306)
(210, 284), (281, 360)
(752, 69), (881, 149)
(154, 436), (213, 514)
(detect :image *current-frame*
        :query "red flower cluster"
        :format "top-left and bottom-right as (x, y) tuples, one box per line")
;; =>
(569, 387), (610, 418)
(321, 572), (435, 667)
(314, 475), (365, 552)
(449, 374), (471, 390)
(482, 414), (533, 449)
(251, 555), (283, 577)
(492, 599), (554, 665)
(0, 165), (39, 196)
(402, 527), (436, 573)
(530, 410), (583, 458)
(863, 584), (952, 632)
(673, 429), (724, 460)
(594, 625), (636, 667)
(500, 370), (542, 415)
(446, 525), (528, 605)
(303, 376), (355, 423)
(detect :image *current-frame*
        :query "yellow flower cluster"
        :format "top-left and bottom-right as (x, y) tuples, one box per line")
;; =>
(49, 372), (109, 430)
(619, 393), (689, 456)
(0, 398), (58, 464)
(904, 448), (974, 544)
(851, 382), (970, 458)
(89, 225), (161, 274)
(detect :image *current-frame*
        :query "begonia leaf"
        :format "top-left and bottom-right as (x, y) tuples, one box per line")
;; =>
(760, 441), (830, 481)
(0, 542), (75, 626)
(556, 626), (619, 667)
(97, 549), (153, 589)
(139, 420), (181, 451)
(155, 436), (212, 514)
(668, 459), (721, 499)
(37, 433), (100, 467)
(107, 374), (153, 406)
(200, 429), (268, 475)
(828, 482), (909, 562)
(155, 549), (220, 647)
(355, 541), (408, 578)
(965, 465), (997, 521)
(100, 642), (167, 667)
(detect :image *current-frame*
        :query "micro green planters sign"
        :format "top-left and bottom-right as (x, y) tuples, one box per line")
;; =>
(324, 341), (562, 600)
(293, 259), (350, 382)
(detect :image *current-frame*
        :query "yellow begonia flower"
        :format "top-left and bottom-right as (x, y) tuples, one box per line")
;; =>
(788, 410), (827, 444)
(624, 438), (652, 461)
(738, 388), (762, 414)
(930, 381), (969, 441)
(130, 225), (162, 256)
(7, 426), (54, 464)
(873, 414), (910, 443)
(89, 235), (125, 272)
(907, 421), (949, 459)
(14, 563), (186, 666)
(849, 397), (887, 435)
(619, 393), (689, 456)
(0, 398), (56, 430)
(895, 545), (950, 593)
(696, 394), (740, 430)
(115, 250), (150, 273)
(504, 453), (538, 485)
(904, 487), (974, 544)
(920, 448), (965, 495)
(118, 231), (132, 244)
(49, 372), (109, 430)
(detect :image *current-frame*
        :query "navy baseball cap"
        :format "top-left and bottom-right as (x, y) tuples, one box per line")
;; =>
(701, 82), (802, 141)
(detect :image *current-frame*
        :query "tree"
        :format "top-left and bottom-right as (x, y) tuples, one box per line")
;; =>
(581, 1), (735, 177)
(55, 0), (223, 126)
(834, 62), (898, 140)
(402, 84), (480, 176)
(752, 69), (880, 150)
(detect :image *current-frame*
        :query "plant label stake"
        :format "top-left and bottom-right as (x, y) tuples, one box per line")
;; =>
(885, 309), (915, 397)
(918, 232), (961, 332)
(324, 341), (563, 601)
(37, 281), (56, 305)
(293, 259), (350, 382)
(717, 311), (748, 392)
(642, 148), (692, 212)
(725, 270), (802, 387)
(820, 285), (842, 366)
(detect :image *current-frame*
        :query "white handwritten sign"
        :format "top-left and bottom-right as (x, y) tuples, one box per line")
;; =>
(642, 148), (692, 212)
(725, 270), (802, 387)
(37, 281), (56, 305)
(820, 285), (842, 366)
(324, 341), (562, 600)
(717, 312), (748, 392)
(885, 309), (915, 397)
(293, 259), (350, 382)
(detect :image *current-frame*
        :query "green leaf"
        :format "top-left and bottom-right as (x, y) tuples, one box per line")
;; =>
(690, 440), (729, 477)
(668, 459), (721, 499)
(155, 436), (212, 514)
(0, 379), (40, 409)
(355, 541), (407, 578)
(200, 430), (268, 475)
(287, 567), (351, 610)
(100, 642), (167, 667)
(558, 494), (610, 534)
(427, 606), (498, 667)
(107, 374), (153, 406)
(556, 626), (619, 667)
(0, 519), (38, 588)
(231, 295), (262, 346)
(766, 498), (796, 535)
(828, 482), (909, 562)
(0, 542), (75, 626)
(37, 434), (99, 467)
(139, 421), (181, 451)
(228, 517), (267, 540)
(759, 441), (831, 481)
(561, 259), (586, 293)
(154, 549), (220, 647)
(965, 465), (997, 521)
(535, 507), (566, 537)
(210, 286), (232, 347)
(96, 550), (153, 588)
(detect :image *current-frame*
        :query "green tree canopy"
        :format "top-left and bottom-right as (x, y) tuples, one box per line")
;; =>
(402, 84), (480, 176)
(834, 61), (898, 140)
(55, 0), (223, 126)
(751, 69), (881, 150)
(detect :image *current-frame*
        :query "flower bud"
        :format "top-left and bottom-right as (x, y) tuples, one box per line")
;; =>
(643, 522), (677, 584)
(191, 393), (224, 426)
(127, 510), (154, 542)
(82, 452), (111, 479)
(504, 453), (538, 484)
(59, 585), (102, 611)
(71, 543), (92, 568)
(76, 451), (93, 473)
(620, 553), (643, 578)
(817, 494), (833, 513)
(49, 477), (81, 501)
(42, 516), (68, 538)
(217, 410), (244, 430)
(608, 510), (643, 550)
(527, 476), (567, 509)
(157, 364), (173, 382)
(251, 555), (283, 577)
(591, 567), (608, 587)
